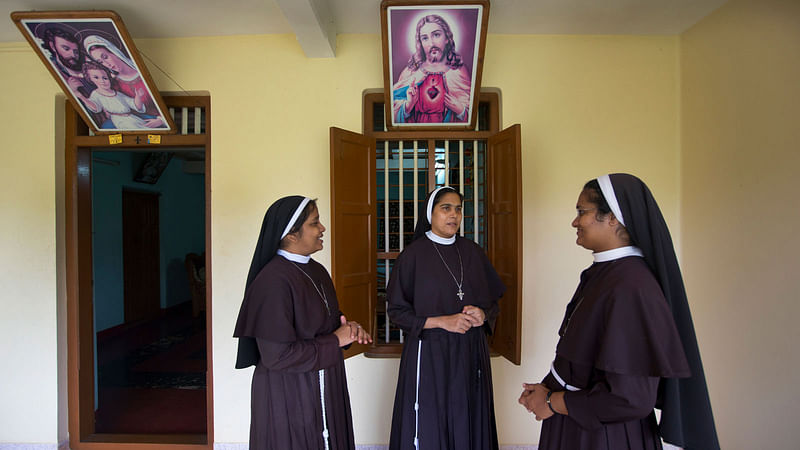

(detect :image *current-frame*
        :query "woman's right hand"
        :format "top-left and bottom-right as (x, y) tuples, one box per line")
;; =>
(425, 313), (473, 334)
(334, 316), (354, 347)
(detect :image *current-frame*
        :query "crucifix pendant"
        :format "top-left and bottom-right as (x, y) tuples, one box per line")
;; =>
(457, 289), (464, 301)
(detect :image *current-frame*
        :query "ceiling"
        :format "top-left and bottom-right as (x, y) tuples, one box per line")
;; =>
(3, 0), (728, 50)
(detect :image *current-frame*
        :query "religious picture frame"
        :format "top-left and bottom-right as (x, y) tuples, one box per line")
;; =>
(11, 10), (176, 134)
(380, 0), (489, 131)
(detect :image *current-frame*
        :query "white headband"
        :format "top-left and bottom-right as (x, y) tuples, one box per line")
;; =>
(281, 197), (311, 239)
(426, 186), (451, 223)
(597, 175), (625, 227)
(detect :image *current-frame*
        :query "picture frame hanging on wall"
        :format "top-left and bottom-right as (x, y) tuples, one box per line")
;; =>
(380, 0), (490, 131)
(11, 10), (176, 134)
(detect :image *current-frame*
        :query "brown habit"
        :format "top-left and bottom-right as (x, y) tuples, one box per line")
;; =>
(237, 255), (354, 450)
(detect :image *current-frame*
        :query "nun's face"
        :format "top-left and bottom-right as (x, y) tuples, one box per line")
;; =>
(430, 192), (462, 238)
(572, 189), (617, 252)
(291, 206), (326, 255)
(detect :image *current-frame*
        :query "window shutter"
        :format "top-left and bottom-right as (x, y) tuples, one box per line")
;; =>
(487, 124), (522, 365)
(329, 127), (377, 358)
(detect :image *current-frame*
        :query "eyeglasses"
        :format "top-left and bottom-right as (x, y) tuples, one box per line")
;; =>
(575, 207), (596, 217)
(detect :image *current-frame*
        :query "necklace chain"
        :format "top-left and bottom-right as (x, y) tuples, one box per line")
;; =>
(560, 296), (584, 335)
(432, 241), (465, 301)
(290, 261), (330, 315)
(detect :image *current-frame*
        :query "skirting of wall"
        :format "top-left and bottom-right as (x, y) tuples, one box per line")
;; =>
(214, 445), (537, 450)
(0, 441), (69, 450)
(213, 443), (680, 449)
(0, 441), (676, 450)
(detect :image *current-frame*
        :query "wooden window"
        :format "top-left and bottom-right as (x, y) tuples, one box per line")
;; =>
(330, 91), (521, 364)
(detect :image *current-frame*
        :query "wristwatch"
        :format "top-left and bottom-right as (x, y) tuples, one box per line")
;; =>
(546, 390), (558, 414)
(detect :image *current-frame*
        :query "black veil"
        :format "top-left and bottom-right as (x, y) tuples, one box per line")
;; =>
(233, 195), (308, 369)
(604, 173), (719, 450)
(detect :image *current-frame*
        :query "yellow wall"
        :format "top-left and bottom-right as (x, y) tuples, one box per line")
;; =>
(0, 32), (682, 446)
(680, 0), (800, 448)
(0, 43), (64, 444)
(482, 33), (682, 445)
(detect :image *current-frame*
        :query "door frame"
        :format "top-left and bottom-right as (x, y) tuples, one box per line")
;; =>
(65, 94), (213, 449)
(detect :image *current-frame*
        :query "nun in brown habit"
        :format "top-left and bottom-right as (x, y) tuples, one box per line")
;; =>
(387, 186), (506, 450)
(519, 174), (719, 450)
(234, 196), (371, 450)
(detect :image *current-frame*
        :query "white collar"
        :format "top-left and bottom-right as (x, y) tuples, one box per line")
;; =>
(277, 249), (311, 264)
(426, 230), (456, 245)
(593, 246), (643, 262)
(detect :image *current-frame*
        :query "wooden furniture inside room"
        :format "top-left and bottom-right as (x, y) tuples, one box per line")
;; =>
(185, 252), (207, 318)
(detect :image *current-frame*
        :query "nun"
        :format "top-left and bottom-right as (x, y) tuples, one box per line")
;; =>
(387, 186), (506, 450)
(518, 174), (719, 450)
(234, 196), (371, 450)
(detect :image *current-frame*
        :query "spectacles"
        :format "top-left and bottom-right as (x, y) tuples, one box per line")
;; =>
(576, 207), (596, 217)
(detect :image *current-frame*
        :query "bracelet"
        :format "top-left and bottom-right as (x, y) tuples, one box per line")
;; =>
(546, 390), (558, 415)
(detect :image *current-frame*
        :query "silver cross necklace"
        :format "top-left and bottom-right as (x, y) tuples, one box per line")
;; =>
(290, 262), (331, 315)
(432, 241), (464, 301)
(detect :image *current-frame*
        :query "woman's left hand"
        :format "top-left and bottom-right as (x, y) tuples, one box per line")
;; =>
(519, 383), (554, 421)
(346, 319), (372, 345)
(461, 305), (485, 327)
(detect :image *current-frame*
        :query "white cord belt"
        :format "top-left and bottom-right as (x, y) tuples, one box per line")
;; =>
(319, 369), (330, 450)
(414, 339), (422, 450)
(550, 361), (581, 392)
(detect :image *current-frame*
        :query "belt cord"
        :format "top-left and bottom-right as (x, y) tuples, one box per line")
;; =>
(414, 339), (422, 449)
(550, 361), (581, 392)
(319, 369), (330, 450)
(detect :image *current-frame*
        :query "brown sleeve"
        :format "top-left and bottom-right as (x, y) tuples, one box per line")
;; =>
(256, 334), (342, 372)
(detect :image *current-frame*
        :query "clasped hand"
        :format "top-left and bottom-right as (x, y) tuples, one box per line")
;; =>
(334, 315), (372, 347)
(439, 305), (485, 334)
(518, 383), (554, 421)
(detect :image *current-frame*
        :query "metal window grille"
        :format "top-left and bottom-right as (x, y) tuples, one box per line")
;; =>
(169, 107), (206, 135)
(374, 107), (489, 345)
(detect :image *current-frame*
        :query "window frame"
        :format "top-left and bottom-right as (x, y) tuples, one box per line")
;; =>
(359, 91), (512, 358)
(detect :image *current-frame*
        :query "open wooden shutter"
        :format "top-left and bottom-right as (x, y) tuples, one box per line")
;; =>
(330, 127), (376, 358)
(487, 124), (522, 365)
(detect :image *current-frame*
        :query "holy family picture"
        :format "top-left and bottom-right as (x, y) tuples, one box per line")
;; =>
(12, 11), (174, 133)
(382, 1), (489, 130)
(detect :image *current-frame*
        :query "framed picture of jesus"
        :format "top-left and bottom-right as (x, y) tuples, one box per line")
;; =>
(381, 0), (489, 131)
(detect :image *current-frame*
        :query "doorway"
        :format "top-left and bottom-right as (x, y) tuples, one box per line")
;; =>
(122, 189), (161, 324)
(65, 94), (213, 449)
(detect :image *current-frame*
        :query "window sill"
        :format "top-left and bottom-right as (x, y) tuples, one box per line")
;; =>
(364, 344), (403, 358)
(363, 343), (503, 359)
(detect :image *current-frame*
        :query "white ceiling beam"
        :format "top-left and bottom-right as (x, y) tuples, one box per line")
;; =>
(275, 0), (336, 58)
